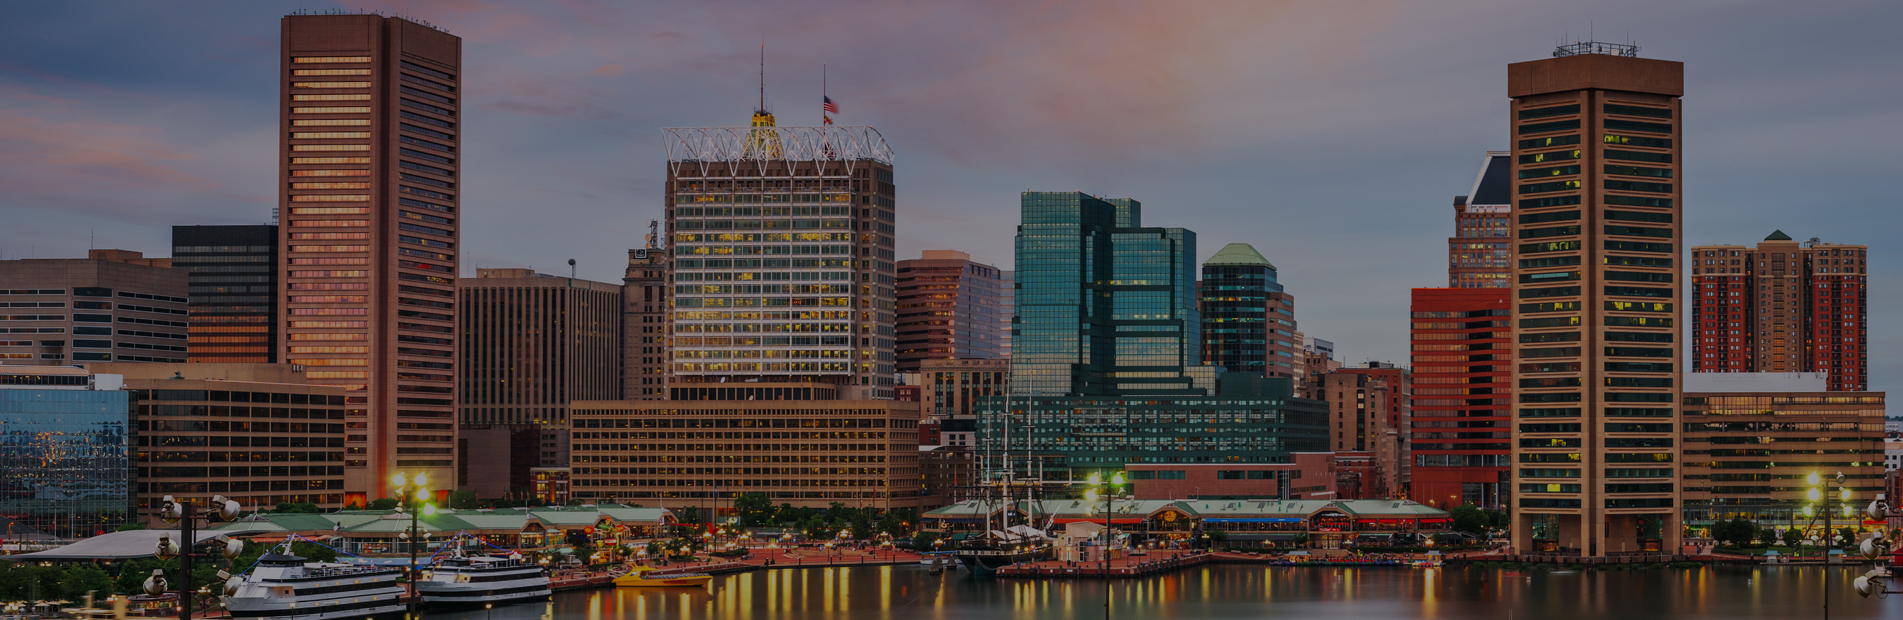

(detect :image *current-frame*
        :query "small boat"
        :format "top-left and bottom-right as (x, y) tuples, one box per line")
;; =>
(612, 566), (714, 588)
(223, 553), (406, 620)
(418, 552), (552, 608)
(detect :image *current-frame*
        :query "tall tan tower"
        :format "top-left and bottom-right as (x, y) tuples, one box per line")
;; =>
(278, 14), (461, 505)
(1507, 43), (1683, 557)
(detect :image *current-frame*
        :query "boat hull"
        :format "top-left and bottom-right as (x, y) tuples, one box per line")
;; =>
(956, 545), (1054, 575)
(614, 573), (714, 588)
(418, 583), (553, 608)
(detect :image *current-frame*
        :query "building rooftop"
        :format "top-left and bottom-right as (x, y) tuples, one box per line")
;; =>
(1684, 372), (1829, 393)
(1204, 243), (1273, 269)
(1765, 230), (1793, 241)
(1467, 151), (1513, 207)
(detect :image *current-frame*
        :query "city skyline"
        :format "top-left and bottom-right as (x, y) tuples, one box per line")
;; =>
(1, 2), (1899, 395)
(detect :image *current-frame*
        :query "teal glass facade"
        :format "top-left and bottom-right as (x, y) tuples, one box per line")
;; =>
(0, 388), (133, 537)
(1012, 192), (1201, 398)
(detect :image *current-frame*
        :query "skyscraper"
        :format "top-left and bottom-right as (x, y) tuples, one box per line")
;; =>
(895, 250), (1004, 371)
(663, 114), (897, 399)
(1449, 152), (1513, 288)
(278, 14), (462, 504)
(1199, 242), (1299, 378)
(0, 250), (188, 365)
(1012, 192), (1206, 397)
(1507, 43), (1683, 556)
(174, 225), (279, 363)
(1689, 233), (1868, 390)
(1409, 287), (1511, 509)
(623, 224), (670, 400)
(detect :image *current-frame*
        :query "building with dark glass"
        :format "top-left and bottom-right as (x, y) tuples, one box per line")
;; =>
(895, 250), (1004, 371)
(1011, 192), (1206, 398)
(0, 366), (133, 537)
(1199, 243), (1298, 379)
(174, 225), (278, 363)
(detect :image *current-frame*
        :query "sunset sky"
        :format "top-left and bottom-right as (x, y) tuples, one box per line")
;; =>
(3, 0), (1898, 392)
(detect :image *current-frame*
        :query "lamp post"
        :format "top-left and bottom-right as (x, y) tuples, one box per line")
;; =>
(390, 471), (437, 619)
(155, 495), (243, 620)
(1803, 471), (1849, 620)
(1085, 471), (1124, 619)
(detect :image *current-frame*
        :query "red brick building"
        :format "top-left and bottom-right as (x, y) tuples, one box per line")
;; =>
(1408, 288), (1511, 509)
(1689, 233), (1868, 391)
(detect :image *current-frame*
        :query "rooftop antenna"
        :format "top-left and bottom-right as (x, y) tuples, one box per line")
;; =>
(568, 258), (576, 279)
(758, 43), (766, 113)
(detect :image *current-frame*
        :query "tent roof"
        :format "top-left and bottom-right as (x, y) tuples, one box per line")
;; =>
(1, 528), (264, 562)
(1204, 243), (1274, 269)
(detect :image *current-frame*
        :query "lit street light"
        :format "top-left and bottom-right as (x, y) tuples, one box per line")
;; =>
(391, 471), (437, 618)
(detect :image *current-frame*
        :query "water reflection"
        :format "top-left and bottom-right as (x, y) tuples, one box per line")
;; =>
(414, 564), (1899, 620)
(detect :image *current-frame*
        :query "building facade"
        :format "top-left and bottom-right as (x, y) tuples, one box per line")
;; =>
(0, 367), (132, 537)
(919, 357), (1010, 419)
(174, 225), (280, 363)
(567, 399), (923, 510)
(1126, 453), (1339, 501)
(1449, 152), (1513, 288)
(1012, 192), (1205, 397)
(623, 237), (670, 400)
(1679, 373), (1884, 531)
(998, 270), (1014, 359)
(895, 250), (1004, 371)
(1322, 366), (1411, 499)
(664, 115), (897, 399)
(279, 14), (462, 504)
(88, 363), (348, 519)
(1507, 45), (1684, 556)
(0, 250), (189, 365)
(1689, 233), (1868, 391)
(1199, 243), (1300, 379)
(1409, 288), (1511, 510)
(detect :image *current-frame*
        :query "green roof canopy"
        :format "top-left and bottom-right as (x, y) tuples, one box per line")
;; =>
(1765, 230), (1793, 241)
(1203, 243), (1274, 269)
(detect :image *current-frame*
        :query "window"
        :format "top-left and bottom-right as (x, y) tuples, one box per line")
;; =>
(1605, 164), (1672, 178)
(399, 86), (455, 105)
(1518, 285), (1580, 299)
(1605, 180), (1672, 194)
(1518, 150), (1580, 164)
(1521, 225), (1580, 240)
(1518, 210), (1579, 224)
(292, 119), (370, 127)
(1518, 104), (1580, 120)
(401, 98), (454, 116)
(1604, 103), (1672, 119)
(399, 148), (454, 165)
(1605, 241), (1672, 254)
(294, 56), (371, 64)
(291, 107), (371, 114)
(1519, 120), (1581, 135)
(1519, 165), (1580, 179)
(399, 60), (455, 81)
(1605, 225), (1672, 239)
(1518, 240), (1580, 255)
(1604, 149), (1672, 164)
(1519, 180), (1581, 194)
(400, 74), (456, 93)
(1604, 119), (1672, 134)
(1518, 134), (1581, 150)
(293, 94), (371, 102)
(400, 111), (455, 129)
(400, 123), (455, 141)
(398, 135), (454, 152)
(1605, 210), (1672, 224)
(400, 186), (453, 201)
(398, 198), (454, 213)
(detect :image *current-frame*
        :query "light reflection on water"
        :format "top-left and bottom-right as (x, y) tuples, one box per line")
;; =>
(418, 565), (1900, 620)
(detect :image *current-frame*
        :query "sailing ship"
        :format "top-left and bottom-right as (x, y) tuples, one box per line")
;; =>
(954, 387), (1056, 575)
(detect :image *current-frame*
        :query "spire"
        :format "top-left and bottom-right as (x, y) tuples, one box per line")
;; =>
(758, 44), (765, 114)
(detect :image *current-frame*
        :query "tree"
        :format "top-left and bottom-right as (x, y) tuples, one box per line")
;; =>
(116, 521), (148, 531)
(1449, 504), (1489, 535)
(1757, 526), (1779, 546)
(734, 493), (774, 527)
(1712, 519), (1756, 547)
(274, 502), (321, 513)
(448, 490), (480, 510)
(1782, 528), (1802, 547)
(368, 498), (400, 510)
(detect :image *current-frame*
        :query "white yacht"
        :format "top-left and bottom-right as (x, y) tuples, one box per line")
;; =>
(223, 553), (406, 620)
(418, 553), (552, 608)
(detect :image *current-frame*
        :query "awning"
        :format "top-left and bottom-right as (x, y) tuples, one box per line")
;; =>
(1052, 518), (1144, 525)
(1419, 518), (1452, 524)
(1, 529), (265, 562)
(1203, 518), (1304, 524)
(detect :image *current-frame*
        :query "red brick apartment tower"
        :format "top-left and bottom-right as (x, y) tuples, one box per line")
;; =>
(1507, 44), (1683, 557)
(1690, 234), (1869, 391)
(1409, 288), (1511, 509)
(278, 14), (461, 504)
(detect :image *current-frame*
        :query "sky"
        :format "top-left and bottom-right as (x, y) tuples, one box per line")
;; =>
(1, 0), (1899, 394)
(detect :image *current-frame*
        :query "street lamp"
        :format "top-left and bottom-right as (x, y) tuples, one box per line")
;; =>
(1803, 471), (1851, 620)
(154, 495), (243, 620)
(390, 471), (437, 619)
(1085, 471), (1125, 620)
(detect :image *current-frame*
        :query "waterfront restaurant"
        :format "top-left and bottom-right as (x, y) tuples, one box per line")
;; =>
(208, 505), (677, 554)
(921, 498), (1450, 549)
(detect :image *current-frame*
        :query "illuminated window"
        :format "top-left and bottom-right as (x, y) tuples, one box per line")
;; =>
(293, 69), (371, 76)
(293, 57), (372, 64)
(289, 245), (368, 253)
(291, 157), (371, 164)
(292, 132), (371, 139)
(292, 94), (371, 101)
(291, 207), (368, 215)
(290, 195), (369, 202)
(290, 170), (368, 177)
(291, 183), (369, 190)
(289, 296), (367, 304)
(292, 82), (371, 89)
(291, 145), (370, 152)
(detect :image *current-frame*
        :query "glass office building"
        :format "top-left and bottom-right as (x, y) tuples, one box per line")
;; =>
(0, 369), (133, 537)
(1199, 243), (1300, 379)
(1012, 192), (1204, 398)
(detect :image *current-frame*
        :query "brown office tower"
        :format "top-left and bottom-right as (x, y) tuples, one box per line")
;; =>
(174, 225), (280, 363)
(87, 363), (348, 520)
(1690, 233), (1868, 390)
(1409, 288), (1512, 510)
(663, 116), (897, 399)
(0, 250), (187, 365)
(1322, 365), (1411, 499)
(1679, 373), (1885, 529)
(1449, 152), (1513, 288)
(895, 250), (1004, 371)
(624, 222), (671, 400)
(1507, 43), (1683, 556)
(457, 269), (621, 497)
(278, 14), (462, 505)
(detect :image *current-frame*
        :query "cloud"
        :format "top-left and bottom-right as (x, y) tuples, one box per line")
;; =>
(0, 85), (225, 217)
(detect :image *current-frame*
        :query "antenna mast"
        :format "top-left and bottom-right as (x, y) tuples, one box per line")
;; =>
(758, 44), (765, 112)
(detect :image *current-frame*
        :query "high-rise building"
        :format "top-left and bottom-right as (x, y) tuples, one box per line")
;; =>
(279, 14), (462, 504)
(1679, 372), (1884, 530)
(1322, 364), (1411, 499)
(1507, 43), (1683, 556)
(1449, 152), (1513, 288)
(174, 225), (279, 363)
(895, 250), (1004, 371)
(663, 115), (897, 399)
(0, 366), (132, 538)
(998, 270), (1014, 359)
(1689, 233), (1868, 390)
(1012, 192), (1207, 397)
(87, 363), (347, 520)
(1199, 243), (1299, 378)
(1409, 288), (1511, 509)
(624, 224), (670, 400)
(0, 250), (188, 365)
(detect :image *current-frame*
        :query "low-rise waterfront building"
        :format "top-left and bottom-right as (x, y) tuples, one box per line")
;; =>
(920, 498), (1449, 549)
(1679, 372), (1885, 531)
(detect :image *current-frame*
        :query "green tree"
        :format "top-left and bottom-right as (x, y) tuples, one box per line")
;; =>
(62, 565), (114, 598)
(448, 490), (480, 510)
(274, 502), (321, 513)
(1782, 528), (1802, 547)
(1449, 504), (1489, 534)
(116, 521), (148, 531)
(911, 531), (940, 551)
(368, 498), (400, 510)
(734, 493), (774, 527)
(1712, 519), (1756, 547)
(1757, 526), (1779, 546)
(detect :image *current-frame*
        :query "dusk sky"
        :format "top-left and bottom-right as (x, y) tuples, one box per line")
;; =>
(2, 1), (1898, 393)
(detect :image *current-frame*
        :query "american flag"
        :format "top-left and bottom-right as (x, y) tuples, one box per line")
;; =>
(823, 96), (839, 114)
(823, 96), (839, 124)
